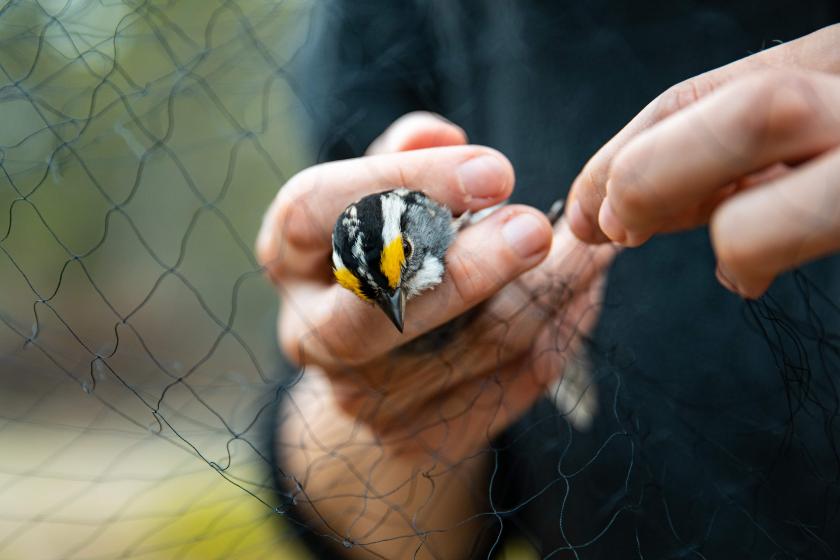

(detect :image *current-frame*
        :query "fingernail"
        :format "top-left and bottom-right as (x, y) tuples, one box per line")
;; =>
(598, 199), (627, 244)
(502, 213), (550, 259)
(458, 155), (508, 199)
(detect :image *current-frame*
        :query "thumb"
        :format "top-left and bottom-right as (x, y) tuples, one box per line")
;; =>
(367, 111), (468, 155)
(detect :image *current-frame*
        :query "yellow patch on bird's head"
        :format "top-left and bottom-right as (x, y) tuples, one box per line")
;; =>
(380, 235), (405, 289)
(334, 267), (369, 301)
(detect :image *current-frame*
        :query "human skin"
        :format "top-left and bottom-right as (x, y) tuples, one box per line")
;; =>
(257, 112), (613, 558)
(566, 24), (840, 299)
(257, 24), (840, 559)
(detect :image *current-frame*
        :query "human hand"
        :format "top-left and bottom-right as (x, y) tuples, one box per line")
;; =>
(257, 112), (613, 463)
(567, 24), (840, 298)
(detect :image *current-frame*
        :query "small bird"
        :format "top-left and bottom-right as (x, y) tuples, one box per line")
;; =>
(331, 188), (459, 332)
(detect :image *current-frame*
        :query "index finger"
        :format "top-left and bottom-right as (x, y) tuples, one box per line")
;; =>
(256, 145), (514, 280)
(566, 24), (840, 243)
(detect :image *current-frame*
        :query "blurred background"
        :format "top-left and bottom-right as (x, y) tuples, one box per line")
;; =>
(0, 1), (317, 558)
(6, 2), (839, 559)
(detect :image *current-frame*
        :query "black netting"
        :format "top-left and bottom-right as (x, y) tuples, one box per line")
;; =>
(1, 1), (310, 557)
(2, 2), (840, 559)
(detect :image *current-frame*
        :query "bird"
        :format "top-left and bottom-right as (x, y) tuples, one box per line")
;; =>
(331, 188), (565, 332)
(331, 188), (460, 332)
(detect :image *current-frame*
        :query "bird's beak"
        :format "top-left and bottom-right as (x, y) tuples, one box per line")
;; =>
(377, 288), (406, 332)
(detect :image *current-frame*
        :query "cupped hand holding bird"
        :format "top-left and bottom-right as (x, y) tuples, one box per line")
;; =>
(567, 24), (840, 298)
(257, 112), (613, 462)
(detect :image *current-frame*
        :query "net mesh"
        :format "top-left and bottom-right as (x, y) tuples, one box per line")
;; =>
(1, 1), (311, 558)
(2, 2), (840, 559)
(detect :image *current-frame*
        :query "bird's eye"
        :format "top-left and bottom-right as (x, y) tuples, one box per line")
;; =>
(402, 237), (413, 259)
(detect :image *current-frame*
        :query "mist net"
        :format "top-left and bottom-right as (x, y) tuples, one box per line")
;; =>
(2, 2), (839, 559)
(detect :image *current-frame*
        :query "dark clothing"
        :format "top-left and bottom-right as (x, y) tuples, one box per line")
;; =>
(284, 2), (840, 558)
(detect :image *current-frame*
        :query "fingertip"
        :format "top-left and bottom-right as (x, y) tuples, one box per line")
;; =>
(456, 149), (515, 208)
(500, 207), (553, 263)
(368, 112), (468, 155)
(413, 117), (468, 149)
(567, 196), (612, 244)
(488, 148), (516, 194)
(596, 198), (627, 244)
(739, 281), (771, 300)
(715, 262), (770, 300)
(567, 199), (594, 241)
(396, 117), (468, 152)
(714, 263), (739, 294)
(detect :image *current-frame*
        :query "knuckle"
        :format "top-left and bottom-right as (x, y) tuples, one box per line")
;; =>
(586, 161), (610, 197)
(279, 325), (304, 366)
(331, 392), (364, 421)
(447, 252), (493, 307)
(797, 25), (840, 69)
(607, 151), (651, 218)
(320, 310), (378, 366)
(284, 201), (322, 249)
(738, 70), (815, 141)
(572, 158), (609, 203)
(824, 23), (840, 46)
(274, 172), (326, 251)
(655, 77), (716, 121)
(282, 313), (371, 367)
(329, 336), (371, 365)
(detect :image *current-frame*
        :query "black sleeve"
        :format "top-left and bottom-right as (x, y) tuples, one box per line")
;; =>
(291, 0), (443, 163)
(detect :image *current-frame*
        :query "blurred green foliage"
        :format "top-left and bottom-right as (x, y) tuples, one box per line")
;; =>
(0, 0), (311, 358)
(0, 1), (315, 558)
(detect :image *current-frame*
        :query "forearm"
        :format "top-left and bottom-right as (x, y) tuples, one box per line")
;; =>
(277, 369), (491, 559)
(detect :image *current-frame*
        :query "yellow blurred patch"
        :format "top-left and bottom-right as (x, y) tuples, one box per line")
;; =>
(380, 235), (404, 289)
(334, 267), (368, 301)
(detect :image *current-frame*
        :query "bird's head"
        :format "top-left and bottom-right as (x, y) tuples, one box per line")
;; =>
(331, 189), (451, 332)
